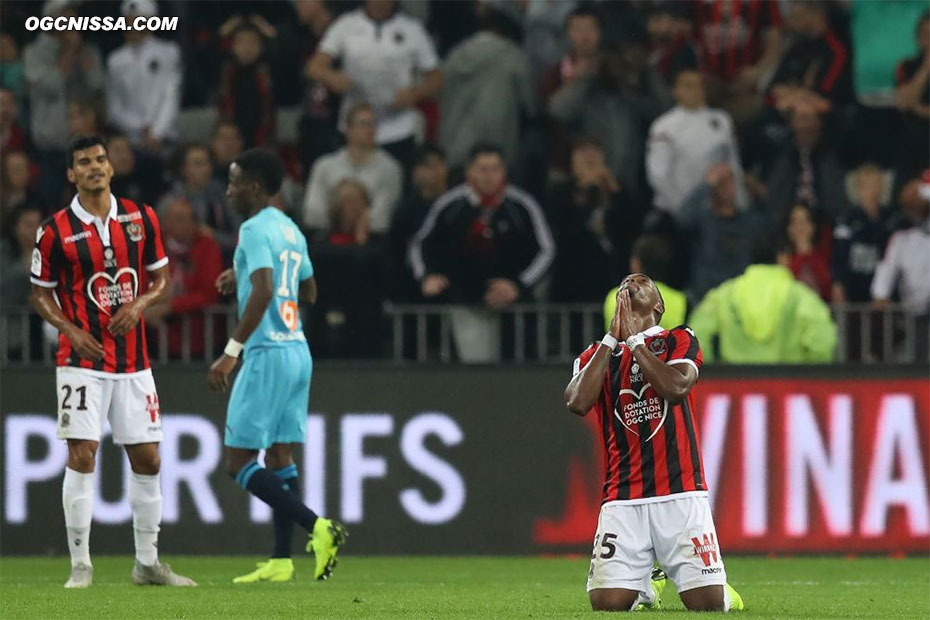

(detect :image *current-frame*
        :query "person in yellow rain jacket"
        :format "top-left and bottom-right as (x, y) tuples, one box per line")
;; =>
(604, 235), (687, 331)
(689, 241), (837, 363)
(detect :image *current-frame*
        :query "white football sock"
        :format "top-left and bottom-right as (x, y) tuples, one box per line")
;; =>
(62, 468), (94, 567)
(723, 583), (731, 612)
(128, 472), (161, 566)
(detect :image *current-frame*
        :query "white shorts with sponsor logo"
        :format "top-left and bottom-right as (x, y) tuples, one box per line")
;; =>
(586, 492), (726, 594)
(56, 367), (162, 445)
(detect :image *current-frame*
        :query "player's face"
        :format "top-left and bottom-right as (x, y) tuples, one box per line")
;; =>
(618, 273), (661, 316)
(67, 145), (113, 193)
(226, 162), (255, 214)
(674, 72), (705, 108)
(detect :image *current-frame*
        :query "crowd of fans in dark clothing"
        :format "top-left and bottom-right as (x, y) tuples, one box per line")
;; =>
(1, 0), (928, 360)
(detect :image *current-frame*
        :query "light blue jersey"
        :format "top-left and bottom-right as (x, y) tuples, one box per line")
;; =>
(226, 207), (314, 450)
(234, 207), (313, 352)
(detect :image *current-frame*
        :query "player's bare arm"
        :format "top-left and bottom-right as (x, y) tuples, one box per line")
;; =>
(208, 267), (274, 392)
(108, 265), (169, 336)
(299, 276), (317, 306)
(30, 285), (104, 361)
(564, 345), (611, 416)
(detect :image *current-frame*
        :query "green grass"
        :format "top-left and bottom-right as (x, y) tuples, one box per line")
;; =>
(1, 556), (927, 619)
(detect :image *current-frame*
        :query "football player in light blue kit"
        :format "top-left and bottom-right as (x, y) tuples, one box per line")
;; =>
(208, 149), (346, 583)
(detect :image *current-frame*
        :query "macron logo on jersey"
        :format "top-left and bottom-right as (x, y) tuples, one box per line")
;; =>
(63, 231), (92, 244)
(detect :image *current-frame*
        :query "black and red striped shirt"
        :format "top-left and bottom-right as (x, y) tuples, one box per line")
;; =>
(31, 194), (168, 373)
(573, 325), (707, 504)
(695, 0), (782, 81)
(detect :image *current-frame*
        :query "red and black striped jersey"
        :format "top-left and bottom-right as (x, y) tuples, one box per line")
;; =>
(573, 325), (707, 504)
(31, 194), (168, 373)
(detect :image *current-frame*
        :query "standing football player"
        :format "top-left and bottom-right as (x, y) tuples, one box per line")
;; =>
(208, 149), (346, 582)
(564, 273), (744, 612)
(30, 135), (196, 589)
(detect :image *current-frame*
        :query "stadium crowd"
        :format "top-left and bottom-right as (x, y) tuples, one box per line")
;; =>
(1, 0), (928, 361)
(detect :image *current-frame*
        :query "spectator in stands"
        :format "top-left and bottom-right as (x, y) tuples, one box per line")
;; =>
(694, 0), (783, 120)
(159, 143), (239, 255)
(0, 204), (43, 358)
(548, 137), (639, 302)
(646, 3), (699, 88)
(0, 151), (41, 221)
(539, 4), (602, 169)
(390, 144), (449, 299)
(438, 6), (536, 174)
(678, 163), (763, 303)
(293, 0), (341, 176)
(24, 1), (104, 207)
(144, 197), (223, 359)
(871, 173), (930, 361)
(409, 143), (555, 361)
(302, 103), (402, 236)
(0, 33), (25, 99)
(783, 203), (832, 301)
(410, 142), (554, 306)
(689, 238), (837, 363)
(217, 21), (276, 149)
(308, 0), (442, 168)
(768, 1), (852, 113)
(67, 100), (101, 138)
(603, 235), (687, 332)
(549, 43), (671, 196)
(832, 165), (897, 304)
(0, 203), (42, 305)
(310, 179), (386, 357)
(210, 121), (244, 183)
(0, 87), (26, 152)
(894, 11), (930, 174)
(764, 104), (848, 218)
(646, 69), (748, 217)
(107, 0), (182, 154)
(108, 134), (155, 206)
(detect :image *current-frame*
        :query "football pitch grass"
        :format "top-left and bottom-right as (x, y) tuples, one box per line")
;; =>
(1, 556), (928, 619)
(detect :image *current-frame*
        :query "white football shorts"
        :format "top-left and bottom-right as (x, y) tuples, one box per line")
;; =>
(586, 493), (727, 594)
(55, 367), (163, 445)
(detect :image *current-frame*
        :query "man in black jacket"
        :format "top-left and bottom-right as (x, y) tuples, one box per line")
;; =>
(409, 142), (555, 308)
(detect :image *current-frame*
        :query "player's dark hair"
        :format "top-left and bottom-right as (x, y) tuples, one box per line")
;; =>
(918, 10), (929, 31)
(413, 143), (446, 168)
(67, 134), (107, 168)
(234, 148), (284, 195)
(468, 142), (505, 165)
(566, 3), (601, 29)
(631, 235), (672, 283)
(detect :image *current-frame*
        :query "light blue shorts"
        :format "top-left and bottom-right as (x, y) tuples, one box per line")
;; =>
(224, 344), (312, 450)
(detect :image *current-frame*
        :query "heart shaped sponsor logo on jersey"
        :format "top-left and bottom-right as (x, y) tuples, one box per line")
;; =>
(615, 382), (668, 442)
(86, 268), (139, 316)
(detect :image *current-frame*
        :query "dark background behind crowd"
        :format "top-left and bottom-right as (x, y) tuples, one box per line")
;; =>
(1, 0), (928, 361)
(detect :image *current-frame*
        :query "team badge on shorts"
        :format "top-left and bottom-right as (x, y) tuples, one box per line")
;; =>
(126, 222), (143, 242)
(60, 413), (70, 427)
(649, 338), (667, 355)
(145, 394), (160, 422)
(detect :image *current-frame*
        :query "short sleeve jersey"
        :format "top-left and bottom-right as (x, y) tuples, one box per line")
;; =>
(234, 207), (313, 351)
(573, 325), (707, 504)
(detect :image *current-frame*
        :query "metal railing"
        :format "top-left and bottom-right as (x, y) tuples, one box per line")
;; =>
(0, 303), (926, 365)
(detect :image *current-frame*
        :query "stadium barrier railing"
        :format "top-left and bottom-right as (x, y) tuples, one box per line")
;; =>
(0, 303), (926, 365)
